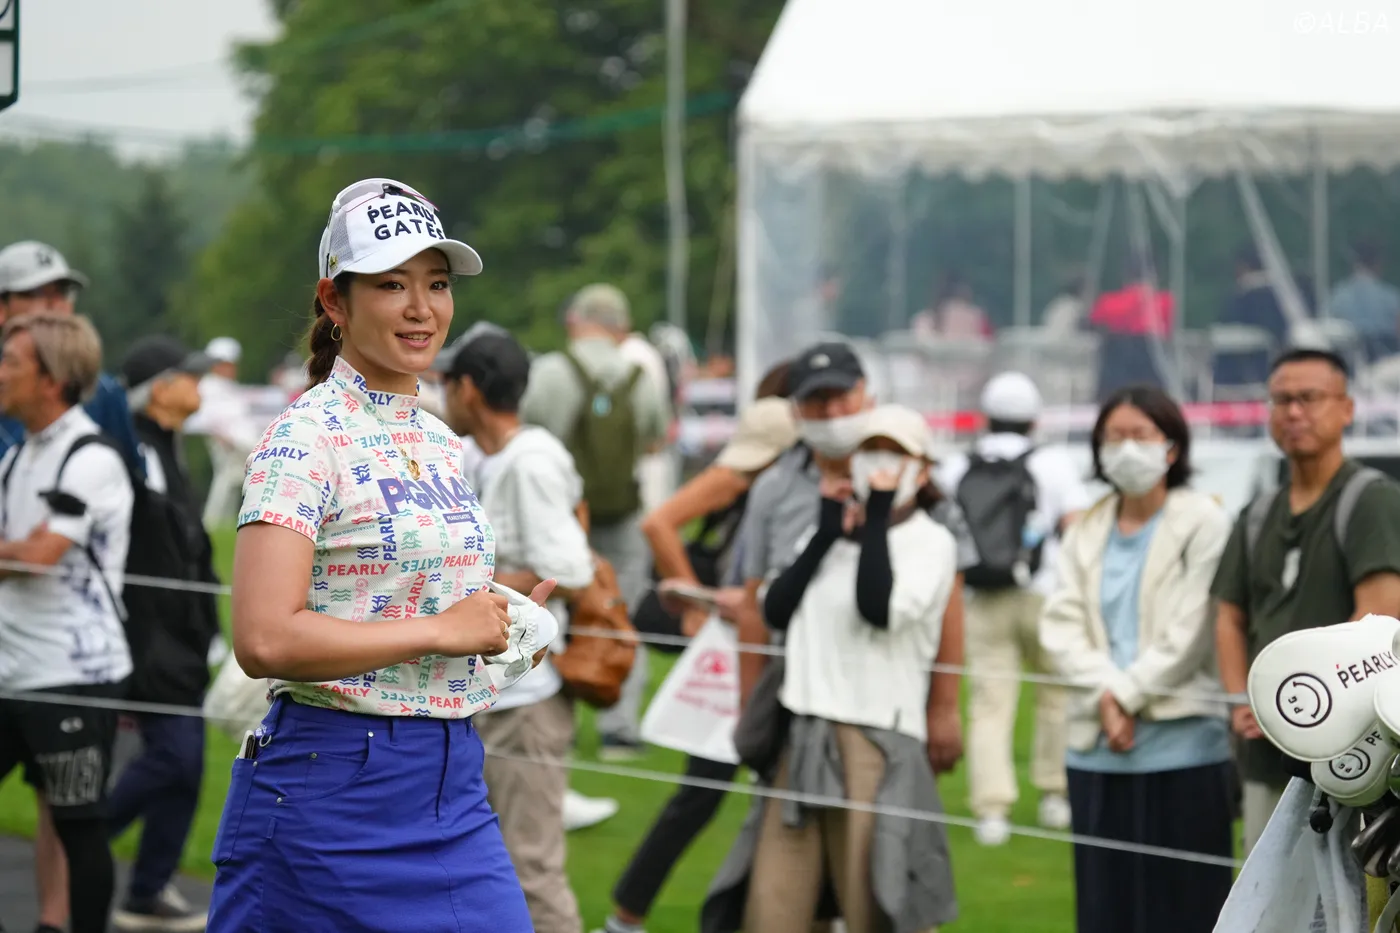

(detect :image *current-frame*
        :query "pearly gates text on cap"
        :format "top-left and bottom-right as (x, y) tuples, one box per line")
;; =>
(364, 198), (446, 242)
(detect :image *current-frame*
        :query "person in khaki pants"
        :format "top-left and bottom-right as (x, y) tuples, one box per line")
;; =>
(443, 330), (598, 933)
(937, 372), (1092, 846)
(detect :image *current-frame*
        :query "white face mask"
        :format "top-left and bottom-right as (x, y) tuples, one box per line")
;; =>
(1099, 440), (1172, 497)
(798, 411), (868, 458)
(850, 450), (922, 508)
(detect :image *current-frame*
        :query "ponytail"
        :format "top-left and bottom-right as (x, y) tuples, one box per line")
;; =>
(305, 274), (351, 386)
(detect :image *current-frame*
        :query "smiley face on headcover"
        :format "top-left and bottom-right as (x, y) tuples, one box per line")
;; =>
(1248, 614), (1400, 762)
(1311, 723), (1399, 807)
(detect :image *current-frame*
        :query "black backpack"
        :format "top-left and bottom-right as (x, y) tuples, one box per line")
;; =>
(956, 449), (1042, 590)
(2, 433), (220, 704)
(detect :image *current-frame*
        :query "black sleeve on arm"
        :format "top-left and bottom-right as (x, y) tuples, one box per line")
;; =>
(856, 489), (895, 629)
(763, 497), (845, 631)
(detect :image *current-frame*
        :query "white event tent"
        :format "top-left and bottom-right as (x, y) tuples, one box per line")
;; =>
(735, 0), (1400, 403)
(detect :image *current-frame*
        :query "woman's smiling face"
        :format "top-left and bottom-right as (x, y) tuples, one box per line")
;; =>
(320, 247), (454, 393)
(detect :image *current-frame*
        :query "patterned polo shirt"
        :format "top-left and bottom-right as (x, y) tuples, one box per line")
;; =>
(239, 356), (503, 719)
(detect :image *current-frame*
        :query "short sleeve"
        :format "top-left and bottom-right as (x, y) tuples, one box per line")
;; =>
(518, 354), (577, 441)
(1343, 478), (1400, 586)
(49, 443), (133, 548)
(514, 461), (595, 589)
(239, 414), (339, 541)
(737, 480), (775, 583)
(1210, 509), (1250, 607)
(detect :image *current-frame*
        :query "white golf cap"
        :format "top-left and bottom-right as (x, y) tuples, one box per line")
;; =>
(205, 336), (242, 365)
(318, 178), (482, 280)
(981, 371), (1043, 423)
(856, 404), (931, 458)
(0, 241), (89, 293)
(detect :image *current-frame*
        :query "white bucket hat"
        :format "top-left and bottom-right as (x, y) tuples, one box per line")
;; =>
(318, 178), (482, 280)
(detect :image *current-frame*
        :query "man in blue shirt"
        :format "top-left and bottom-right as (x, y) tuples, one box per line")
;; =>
(0, 241), (144, 475)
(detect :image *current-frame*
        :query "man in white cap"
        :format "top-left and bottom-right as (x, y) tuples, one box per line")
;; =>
(0, 242), (91, 456)
(185, 337), (262, 528)
(936, 371), (1092, 845)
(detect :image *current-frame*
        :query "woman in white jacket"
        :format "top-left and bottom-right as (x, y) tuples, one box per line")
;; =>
(1039, 385), (1233, 933)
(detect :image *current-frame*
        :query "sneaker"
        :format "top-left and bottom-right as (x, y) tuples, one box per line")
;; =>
(111, 884), (207, 932)
(598, 736), (645, 762)
(1038, 794), (1072, 831)
(591, 920), (649, 933)
(974, 815), (1012, 847)
(563, 788), (619, 831)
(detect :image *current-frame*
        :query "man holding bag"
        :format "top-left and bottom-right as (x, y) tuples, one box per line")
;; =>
(441, 329), (597, 933)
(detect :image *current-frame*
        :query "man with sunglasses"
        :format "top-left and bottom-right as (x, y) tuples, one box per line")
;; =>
(1215, 347), (1400, 856)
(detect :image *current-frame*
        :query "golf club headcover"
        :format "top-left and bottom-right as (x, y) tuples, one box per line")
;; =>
(1311, 723), (1399, 807)
(1249, 614), (1400, 762)
(1374, 668), (1400, 745)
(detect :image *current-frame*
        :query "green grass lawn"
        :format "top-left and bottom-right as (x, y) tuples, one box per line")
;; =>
(0, 528), (1089, 932)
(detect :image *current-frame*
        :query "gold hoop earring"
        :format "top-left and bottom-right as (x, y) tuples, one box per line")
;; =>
(330, 323), (342, 342)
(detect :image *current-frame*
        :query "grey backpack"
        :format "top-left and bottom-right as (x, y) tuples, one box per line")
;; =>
(1244, 465), (1388, 558)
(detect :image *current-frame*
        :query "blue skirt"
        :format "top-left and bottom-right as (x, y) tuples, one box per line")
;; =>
(206, 697), (531, 932)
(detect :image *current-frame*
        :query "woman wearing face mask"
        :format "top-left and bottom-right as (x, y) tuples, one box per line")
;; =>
(1039, 385), (1232, 933)
(741, 404), (961, 933)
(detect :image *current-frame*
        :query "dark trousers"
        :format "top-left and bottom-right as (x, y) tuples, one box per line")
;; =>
(613, 755), (737, 917)
(107, 713), (206, 900)
(1067, 762), (1234, 933)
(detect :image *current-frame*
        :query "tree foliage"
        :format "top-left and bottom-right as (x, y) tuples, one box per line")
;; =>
(191, 0), (783, 380)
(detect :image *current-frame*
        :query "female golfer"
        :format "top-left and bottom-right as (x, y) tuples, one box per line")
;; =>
(206, 178), (554, 932)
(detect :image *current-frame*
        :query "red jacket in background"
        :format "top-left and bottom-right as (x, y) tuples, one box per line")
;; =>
(1089, 284), (1175, 336)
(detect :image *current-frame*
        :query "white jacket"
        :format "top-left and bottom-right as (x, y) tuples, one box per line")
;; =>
(1039, 487), (1230, 751)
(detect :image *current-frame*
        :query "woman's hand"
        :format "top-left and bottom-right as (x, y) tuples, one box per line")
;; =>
(819, 473), (853, 502)
(926, 708), (964, 775)
(681, 606), (709, 637)
(867, 461), (906, 493)
(1231, 704), (1264, 740)
(1099, 691), (1135, 752)
(433, 588), (513, 658)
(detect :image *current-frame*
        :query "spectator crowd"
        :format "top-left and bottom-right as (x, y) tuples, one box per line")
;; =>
(2, 229), (1400, 933)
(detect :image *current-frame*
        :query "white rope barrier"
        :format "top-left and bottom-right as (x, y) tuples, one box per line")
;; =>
(0, 557), (1249, 705)
(0, 685), (1244, 870)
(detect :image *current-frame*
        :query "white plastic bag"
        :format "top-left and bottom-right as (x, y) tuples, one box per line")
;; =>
(1214, 778), (1366, 933)
(640, 616), (741, 764)
(203, 653), (273, 741)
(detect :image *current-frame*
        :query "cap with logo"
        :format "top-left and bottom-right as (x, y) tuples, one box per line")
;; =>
(0, 241), (89, 294)
(318, 178), (483, 280)
(981, 371), (1042, 423)
(715, 397), (799, 473)
(856, 404), (931, 458)
(121, 335), (213, 389)
(441, 330), (531, 409)
(788, 341), (865, 401)
(205, 336), (242, 365)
